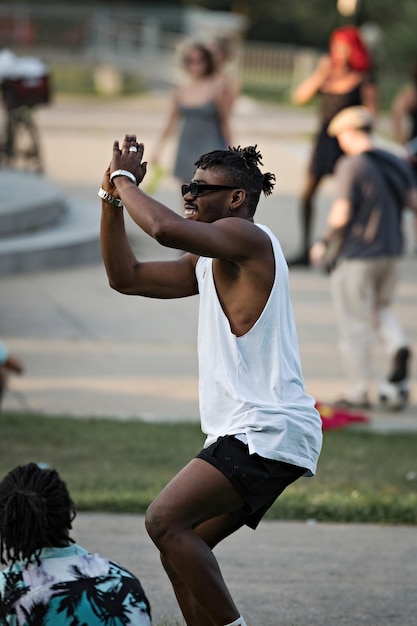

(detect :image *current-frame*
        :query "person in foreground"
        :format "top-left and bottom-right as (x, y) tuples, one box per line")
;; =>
(310, 106), (417, 410)
(99, 137), (323, 626)
(0, 463), (152, 625)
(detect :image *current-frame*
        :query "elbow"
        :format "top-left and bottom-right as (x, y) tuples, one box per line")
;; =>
(108, 277), (132, 295)
(107, 268), (140, 295)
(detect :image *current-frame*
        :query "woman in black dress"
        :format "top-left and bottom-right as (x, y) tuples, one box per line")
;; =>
(289, 25), (377, 266)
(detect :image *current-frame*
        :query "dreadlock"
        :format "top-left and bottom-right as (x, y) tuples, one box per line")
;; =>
(195, 145), (276, 216)
(0, 463), (75, 566)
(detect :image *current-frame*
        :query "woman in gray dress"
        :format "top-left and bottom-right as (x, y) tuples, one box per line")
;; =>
(152, 41), (233, 185)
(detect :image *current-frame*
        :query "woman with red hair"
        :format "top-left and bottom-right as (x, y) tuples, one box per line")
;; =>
(289, 25), (377, 266)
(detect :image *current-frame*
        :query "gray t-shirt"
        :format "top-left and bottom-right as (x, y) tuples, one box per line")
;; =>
(334, 149), (416, 259)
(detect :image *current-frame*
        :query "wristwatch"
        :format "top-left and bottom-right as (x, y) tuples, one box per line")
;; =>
(98, 187), (123, 208)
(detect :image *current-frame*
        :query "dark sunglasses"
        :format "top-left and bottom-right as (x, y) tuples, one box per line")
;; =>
(181, 182), (236, 198)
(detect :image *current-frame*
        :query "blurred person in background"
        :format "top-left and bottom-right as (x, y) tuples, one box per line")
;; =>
(0, 341), (24, 411)
(151, 41), (232, 189)
(0, 463), (152, 625)
(208, 35), (241, 118)
(391, 62), (417, 254)
(310, 106), (417, 410)
(392, 61), (417, 151)
(392, 61), (417, 252)
(290, 25), (377, 267)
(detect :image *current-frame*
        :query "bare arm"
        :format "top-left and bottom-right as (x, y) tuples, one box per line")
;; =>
(392, 86), (417, 144)
(0, 345), (24, 393)
(310, 198), (351, 266)
(116, 176), (263, 261)
(213, 80), (234, 146)
(100, 159), (198, 298)
(101, 136), (269, 299)
(361, 80), (378, 115)
(327, 198), (351, 229)
(405, 188), (417, 213)
(150, 89), (180, 164)
(292, 55), (331, 105)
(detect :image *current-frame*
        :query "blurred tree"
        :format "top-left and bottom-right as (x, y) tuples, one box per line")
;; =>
(382, 0), (417, 71)
(183, 0), (414, 62)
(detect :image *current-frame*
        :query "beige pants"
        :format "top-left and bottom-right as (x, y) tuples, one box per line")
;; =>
(331, 257), (407, 402)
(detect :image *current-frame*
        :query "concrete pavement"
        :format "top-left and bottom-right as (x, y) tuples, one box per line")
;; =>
(73, 513), (417, 626)
(1, 94), (417, 625)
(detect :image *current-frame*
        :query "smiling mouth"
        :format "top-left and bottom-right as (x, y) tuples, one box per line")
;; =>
(184, 206), (197, 217)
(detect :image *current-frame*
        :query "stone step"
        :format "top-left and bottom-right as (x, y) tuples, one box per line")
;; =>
(0, 169), (67, 236)
(0, 200), (101, 274)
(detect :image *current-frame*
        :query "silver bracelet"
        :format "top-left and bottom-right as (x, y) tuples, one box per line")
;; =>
(110, 169), (137, 185)
(98, 187), (123, 208)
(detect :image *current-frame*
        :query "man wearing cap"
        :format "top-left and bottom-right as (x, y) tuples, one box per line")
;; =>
(310, 105), (417, 410)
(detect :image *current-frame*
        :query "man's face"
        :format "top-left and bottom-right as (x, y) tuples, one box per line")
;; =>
(336, 128), (356, 153)
(182, 167), (237, 223)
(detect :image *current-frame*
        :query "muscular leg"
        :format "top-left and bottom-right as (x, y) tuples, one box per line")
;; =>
(161, 513), (246, 625)
(145, 458), (247, 626)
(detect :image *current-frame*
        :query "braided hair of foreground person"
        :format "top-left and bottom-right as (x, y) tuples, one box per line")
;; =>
(0, 463), (75, 566)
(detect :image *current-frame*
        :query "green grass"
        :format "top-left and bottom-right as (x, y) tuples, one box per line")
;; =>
(49, 63), (145, 96)
(1, 412), (416, 524)
(243, 71), (407, 112)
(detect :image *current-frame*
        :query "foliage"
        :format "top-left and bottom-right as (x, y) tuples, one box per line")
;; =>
(187, 0), (417, 70)
(382, 1), (417, 72)
(0, 413), (416, 524)
(49, 63), (144, 97)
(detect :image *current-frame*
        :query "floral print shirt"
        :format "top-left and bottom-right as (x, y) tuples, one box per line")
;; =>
(0, 544), (151, 625)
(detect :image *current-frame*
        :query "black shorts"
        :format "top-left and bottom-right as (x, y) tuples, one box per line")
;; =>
(196, 435), (306, 529)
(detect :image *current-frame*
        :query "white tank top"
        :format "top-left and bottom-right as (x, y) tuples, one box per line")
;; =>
(195, 223), (322, 476)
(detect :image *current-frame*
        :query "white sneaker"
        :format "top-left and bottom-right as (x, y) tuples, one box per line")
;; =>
(379, 378), (409, 411)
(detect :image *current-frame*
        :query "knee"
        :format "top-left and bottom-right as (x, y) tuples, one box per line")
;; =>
(145, 501), (161, 542)
(145, 500), (175, 548)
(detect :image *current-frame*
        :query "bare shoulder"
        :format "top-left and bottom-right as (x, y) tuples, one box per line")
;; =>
(210, 219), (275, 278)
(214, 217), (272, 252)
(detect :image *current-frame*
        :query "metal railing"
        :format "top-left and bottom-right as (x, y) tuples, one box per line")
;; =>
(0, 4), (319, 94)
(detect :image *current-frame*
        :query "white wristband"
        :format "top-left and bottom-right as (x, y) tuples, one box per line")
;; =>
(110, 169), (137, 185)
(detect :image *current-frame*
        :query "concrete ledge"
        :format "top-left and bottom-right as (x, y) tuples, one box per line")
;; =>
(0, 196), (101, 274)
(0, 169), (67, 236)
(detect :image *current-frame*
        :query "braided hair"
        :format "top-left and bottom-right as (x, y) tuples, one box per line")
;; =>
(0, 463), (75, 566)
(194, 145), (276, 216)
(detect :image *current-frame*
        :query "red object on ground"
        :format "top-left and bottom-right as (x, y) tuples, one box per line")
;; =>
(316, 401), (371, 430)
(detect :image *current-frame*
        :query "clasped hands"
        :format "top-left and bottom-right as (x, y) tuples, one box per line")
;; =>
(102, 134), (148, 198)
